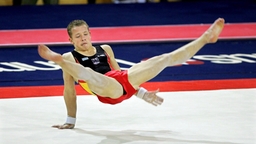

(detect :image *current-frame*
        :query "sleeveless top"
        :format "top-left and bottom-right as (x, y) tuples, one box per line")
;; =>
(71, 45), (113, 95)
(71, 45), (113, 74)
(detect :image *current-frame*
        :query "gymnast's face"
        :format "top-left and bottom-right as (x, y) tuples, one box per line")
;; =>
(69, 24), (92, 51)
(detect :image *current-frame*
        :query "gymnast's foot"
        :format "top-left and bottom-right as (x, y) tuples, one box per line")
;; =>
(204, 18), (225, 43)
(38, 44), (63, 64)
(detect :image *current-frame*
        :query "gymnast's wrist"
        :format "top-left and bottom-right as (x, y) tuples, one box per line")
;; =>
(136, 87), (147, 99)
(66, 116), (76, 125)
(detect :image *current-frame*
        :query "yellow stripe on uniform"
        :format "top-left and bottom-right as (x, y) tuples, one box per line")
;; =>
(78, 81), (95, 95)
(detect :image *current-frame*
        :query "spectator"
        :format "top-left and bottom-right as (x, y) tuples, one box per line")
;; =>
(21, 0), (58, 5)
(13, 0), (22, 5)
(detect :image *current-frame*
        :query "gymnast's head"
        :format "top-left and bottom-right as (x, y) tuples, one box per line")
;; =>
(67, 20), (90, 38)
(67, 20), (92, 49)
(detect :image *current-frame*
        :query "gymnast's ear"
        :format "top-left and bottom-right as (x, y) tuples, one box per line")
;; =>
(69, 37), (74, 44)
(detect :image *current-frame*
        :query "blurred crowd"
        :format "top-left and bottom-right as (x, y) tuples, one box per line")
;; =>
(2, 0), (184, 5)
(2, 0), (255, 6)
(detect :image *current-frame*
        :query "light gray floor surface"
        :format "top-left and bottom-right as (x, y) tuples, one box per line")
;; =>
(0, 89), (255, 144)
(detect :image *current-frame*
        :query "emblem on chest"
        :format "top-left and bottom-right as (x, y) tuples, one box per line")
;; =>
(91, 57), (100, 65)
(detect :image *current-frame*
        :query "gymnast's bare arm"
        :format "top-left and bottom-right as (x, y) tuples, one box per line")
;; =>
(101, 44), (121, 71)
(52, 52), (77, 129)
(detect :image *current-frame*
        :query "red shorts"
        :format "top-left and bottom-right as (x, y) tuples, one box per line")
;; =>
(96, 70), (137, 105)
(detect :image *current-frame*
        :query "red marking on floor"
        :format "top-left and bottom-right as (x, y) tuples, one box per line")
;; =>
(0, 79), (255, 99)
(0, 23), (255, 47)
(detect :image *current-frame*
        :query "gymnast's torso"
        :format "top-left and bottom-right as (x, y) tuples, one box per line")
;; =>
(71, 45), (112, 74)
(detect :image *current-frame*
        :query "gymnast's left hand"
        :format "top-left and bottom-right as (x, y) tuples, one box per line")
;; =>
(52, 123), (75, 129)
(142, 89), (164, 106)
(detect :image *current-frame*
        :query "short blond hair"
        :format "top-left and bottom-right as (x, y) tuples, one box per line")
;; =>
(67, 20), (89, 38)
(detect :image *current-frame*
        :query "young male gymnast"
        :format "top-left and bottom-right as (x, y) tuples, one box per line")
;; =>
(38, 18), (225, 129)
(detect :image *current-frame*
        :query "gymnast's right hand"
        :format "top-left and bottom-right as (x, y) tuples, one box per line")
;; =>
(52, 123), (75, 129)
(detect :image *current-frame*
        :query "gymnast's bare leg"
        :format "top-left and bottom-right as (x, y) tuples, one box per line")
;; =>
(127, 18), (225, 89)
(38, 45), (124, 98)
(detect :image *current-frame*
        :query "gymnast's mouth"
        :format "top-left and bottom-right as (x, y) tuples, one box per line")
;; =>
(81, 43), (87, 46)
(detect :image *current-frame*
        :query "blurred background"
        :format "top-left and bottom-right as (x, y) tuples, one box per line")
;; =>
(4, 0), (254, 5)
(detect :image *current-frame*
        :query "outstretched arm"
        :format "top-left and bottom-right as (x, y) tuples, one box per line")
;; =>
(52, 54), (77, 129)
